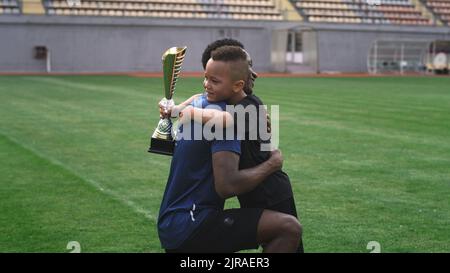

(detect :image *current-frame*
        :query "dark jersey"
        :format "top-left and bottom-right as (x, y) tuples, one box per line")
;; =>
(234, 94), (293, 208)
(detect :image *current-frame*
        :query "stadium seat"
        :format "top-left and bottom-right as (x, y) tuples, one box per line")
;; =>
(424, 0), (450, 25)
(290, 0), (433, 25)
(39, 0), (282, 20)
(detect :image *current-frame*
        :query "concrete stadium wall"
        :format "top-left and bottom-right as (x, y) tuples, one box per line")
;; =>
(0, 15), (276, 73)
(1, 16), (450, 73)
(301, 23), (450, 73)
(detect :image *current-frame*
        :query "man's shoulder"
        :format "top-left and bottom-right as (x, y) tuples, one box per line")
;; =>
(236, 94), (264, 107)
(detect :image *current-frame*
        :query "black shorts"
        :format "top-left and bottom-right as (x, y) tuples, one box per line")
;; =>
(267, 197), (298, 218)
(166, 208), (264, 253)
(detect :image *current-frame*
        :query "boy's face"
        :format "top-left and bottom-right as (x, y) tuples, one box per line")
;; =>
(203, 59), (242, 102)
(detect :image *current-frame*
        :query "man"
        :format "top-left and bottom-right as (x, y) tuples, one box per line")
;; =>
(202, 39), (304, 253)
(157, 46), (301, 253)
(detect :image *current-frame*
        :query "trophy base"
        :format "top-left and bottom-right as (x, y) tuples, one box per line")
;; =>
(148, 137), (175, 156)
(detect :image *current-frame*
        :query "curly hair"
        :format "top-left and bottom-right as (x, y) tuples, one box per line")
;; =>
(201, 38), (244, 70)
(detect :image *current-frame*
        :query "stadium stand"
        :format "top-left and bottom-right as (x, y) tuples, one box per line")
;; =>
(421, 0), (450, 25)
(0, 0), (21, 14)
(4, 0), (444, 26)
(290, 0), (434, 25)
(43, 0), (283, 20)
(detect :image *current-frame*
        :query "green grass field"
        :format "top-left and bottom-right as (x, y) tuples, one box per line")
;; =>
(1, 75), (449, 253)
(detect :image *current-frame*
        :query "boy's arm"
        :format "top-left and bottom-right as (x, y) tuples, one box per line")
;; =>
(212, 149), (283, 199)
(180, 106), (234, 128)
(159, 93), (202, 118)
(179, 94), (202, 107)
(159, 93), (234, 127)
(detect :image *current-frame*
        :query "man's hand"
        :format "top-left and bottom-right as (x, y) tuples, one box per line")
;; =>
(267, 149), (283, 171)
(213, 149), (283, 199)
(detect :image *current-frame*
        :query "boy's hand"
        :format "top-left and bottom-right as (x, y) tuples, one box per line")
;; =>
(178, 105), (194, 124)
(268, 149), (283, 171)
(158, 98), (175, 119)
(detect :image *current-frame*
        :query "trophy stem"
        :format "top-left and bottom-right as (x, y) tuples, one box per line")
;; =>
(152, 118), (174, 140)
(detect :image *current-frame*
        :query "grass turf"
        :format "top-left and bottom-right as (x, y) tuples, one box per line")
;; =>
(0, 75), (449, 252)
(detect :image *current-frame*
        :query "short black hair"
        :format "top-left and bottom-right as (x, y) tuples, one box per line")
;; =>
(211, 46), (250, 82)
(202, 39), (256, 95)
(211, 45), (247, 62)
(201, 39), (244, 70)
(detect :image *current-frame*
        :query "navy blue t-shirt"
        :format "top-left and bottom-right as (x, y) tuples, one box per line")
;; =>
(158, 95), (240, 250)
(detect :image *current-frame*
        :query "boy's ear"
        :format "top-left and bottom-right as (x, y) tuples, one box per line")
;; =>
(232, 80), (245, 93)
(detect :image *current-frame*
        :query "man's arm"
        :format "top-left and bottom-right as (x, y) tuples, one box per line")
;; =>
(212, 150), (283, 199)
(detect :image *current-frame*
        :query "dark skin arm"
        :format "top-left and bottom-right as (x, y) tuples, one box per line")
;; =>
(212, 149), (283, 199)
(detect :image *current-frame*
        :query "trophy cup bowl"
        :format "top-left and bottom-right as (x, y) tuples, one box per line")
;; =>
(148, 46), (187, 156)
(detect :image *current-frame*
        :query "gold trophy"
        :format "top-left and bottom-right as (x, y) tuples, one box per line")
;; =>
(148, 46), (187, 156)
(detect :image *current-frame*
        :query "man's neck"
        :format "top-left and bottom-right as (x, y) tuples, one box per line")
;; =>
(227, 91), (247, 105)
